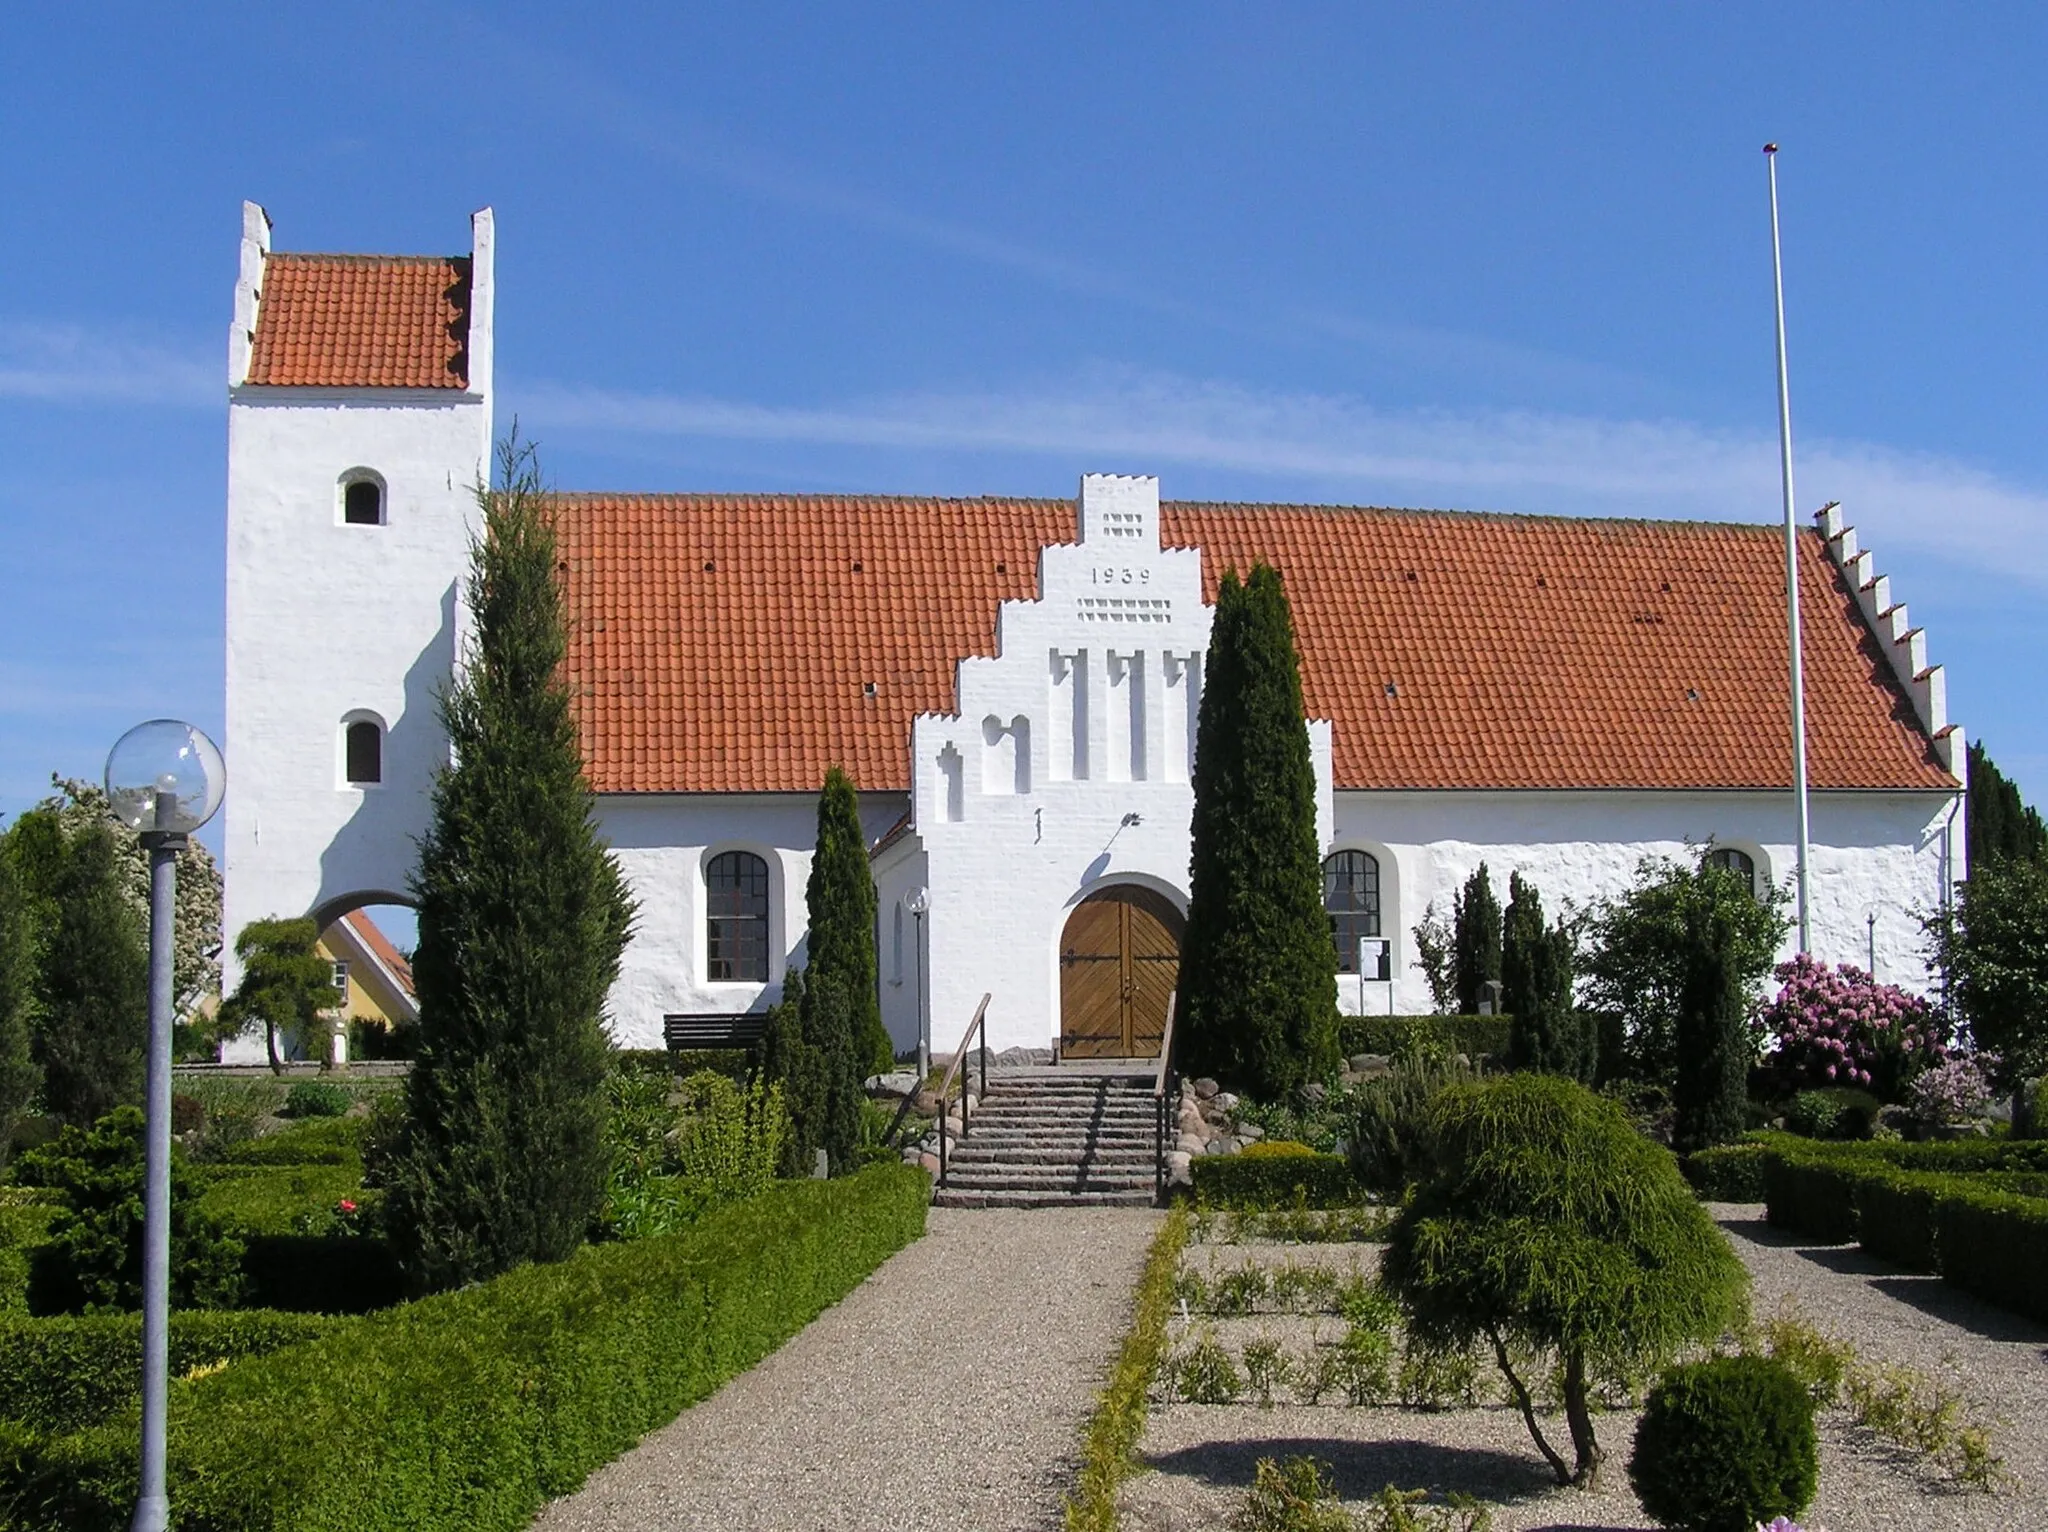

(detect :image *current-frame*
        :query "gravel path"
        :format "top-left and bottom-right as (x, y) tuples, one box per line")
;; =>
(531, 1206), (1161, 1532)
(1126, 1206), (2048, 1532)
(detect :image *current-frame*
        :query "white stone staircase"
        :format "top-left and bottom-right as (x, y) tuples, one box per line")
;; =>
(931, 1070), (1159, 1209)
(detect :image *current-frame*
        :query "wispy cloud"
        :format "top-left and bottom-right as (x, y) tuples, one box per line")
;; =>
(519, 366), (2048, 589)
(0, 322), (215, 408)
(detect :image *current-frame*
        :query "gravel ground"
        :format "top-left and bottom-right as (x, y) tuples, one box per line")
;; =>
(530, 1206), (1161, 1532)
(1125, 1205), (2048, 1532)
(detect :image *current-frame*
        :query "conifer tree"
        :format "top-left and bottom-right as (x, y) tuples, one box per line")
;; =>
(799, 971), (865, 1174)
(805, 767), (892, 1076)
(17, 820), (147, 1128)
(384, 439), (636, 1294)
(216, 917), (338, 1074)
(0, 842), (39, 1166)
(1968, 740), (2047, 868)
(1452, 863), (1504, 1015)
(1503, 873), (1586, 1079)
(1179, 564), (1340, 1099)
(1672, 898), (1750, 1153)
(758, 967), (821, 1177)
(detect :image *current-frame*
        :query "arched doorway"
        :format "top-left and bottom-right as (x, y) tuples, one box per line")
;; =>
(1059, 885), (1183, 1059)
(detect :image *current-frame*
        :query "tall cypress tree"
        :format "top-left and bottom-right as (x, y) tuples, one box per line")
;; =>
(384, 440), (636, 1294)
(19, 821), (147, 1128)
(1180, 564), (1340, 1099)
(758, 967), (820, 1177)
(805, 767), (892, 1076)
(1672, 901), (1749, 1153)
(1968, 740), (2047, 868)
(0, 840), (40, 1166)
(1503, 873), (1585, 1079)
(1452, 863), (1504, 1015)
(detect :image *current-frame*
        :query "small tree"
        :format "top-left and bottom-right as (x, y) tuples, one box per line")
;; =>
(1672, 899), (1752, 1153)
(805, 767), (892, 1076)
(216, 918), (337, 1074)
(1410, 899), (1458, 1014)
(1928, 856), (2048, 1130)
(799, 971), (865, 1174)
(1179, 564), (1340, 1099)
(1582, 850), (1789, 1084)
(757, 967), (821, 1177)
(383, 438), (637, 1294)
(15, 819), (148, 1128)
(0, 842), (39, 1166)
(1451, 864), (1503, 1015)
(1380, 1075), (1750, 1488)
(1503, 874), (1586, 1079)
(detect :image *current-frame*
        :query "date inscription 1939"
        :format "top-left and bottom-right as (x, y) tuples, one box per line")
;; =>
(1091, 566), (1152, 586)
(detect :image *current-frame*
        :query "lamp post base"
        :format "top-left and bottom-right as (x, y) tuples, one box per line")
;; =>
(130, 1491), (168, 1532)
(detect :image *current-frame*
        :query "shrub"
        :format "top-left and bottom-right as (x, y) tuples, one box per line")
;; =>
(1628, 1355), (1818, 1532)
(194, 1165), (368, 1238)
(1502, 873), (1588, 1080)
(1934, 1183), (2048, 1323)
(1229, 1456), (1352, 1532)
(1760, 954), (1948, 1100)
(1346, 1049), (1475, 1194)
(1239, 1140), (1317, 1160)
(1908, 1052), (1999, 1127)
(1672, 897), (1752, 1154)
(1191, 1153), (1362, 1210)
(279, 1082), (351, 1120)
(1336, 1015), (1512, 1062)
(216, 1115), (368, 1167)
(169, 1092), (205, 1135)
(0, 1310), (331, 1436)
(1760, 1148), (1867, 1244)
(1785, 1087), (1880, 1140)
(0, 1202), (62, 1315)
(1380, 1076), (1749, 1487)
(673, 1070), (789, 1202)
(1451, 864), (1503, 1018)
(5, 1164), (928, 1532)
(15, 1108), (242, 1314)
(1680, 1143), (1767, 1202)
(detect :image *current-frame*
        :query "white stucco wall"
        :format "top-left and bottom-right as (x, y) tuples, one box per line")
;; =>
(598, 791), (910, 1047)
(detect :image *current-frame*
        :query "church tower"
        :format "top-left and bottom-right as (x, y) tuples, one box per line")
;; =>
(222, 203), (494, 966)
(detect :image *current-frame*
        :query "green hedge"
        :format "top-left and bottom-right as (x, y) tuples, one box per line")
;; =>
(1760, 1150), (1866, 1244)
(0, 1205), (62, 1318)
(1335, 1015), (1512, 1062)
(7, 1163), (929, 1531)
(0, 1311), (332, 1437)
(195, 1166), (368, 1238)
(1188, 1152), (1363, 1209)
(1681, 1142), (1768, 1202)
(1937, 1187), (2048, 1323)
(214, 1118), (369, 1168)
(241, 1236), (405, 1314)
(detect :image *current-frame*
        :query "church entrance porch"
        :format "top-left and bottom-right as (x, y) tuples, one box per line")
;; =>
(1058, 885), (1182, 1060)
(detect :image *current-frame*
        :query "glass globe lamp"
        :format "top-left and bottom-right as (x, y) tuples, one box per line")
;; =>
(104, 719), (226, 838)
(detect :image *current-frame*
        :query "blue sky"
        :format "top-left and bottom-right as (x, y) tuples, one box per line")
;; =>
(4, 3), (2045, 845)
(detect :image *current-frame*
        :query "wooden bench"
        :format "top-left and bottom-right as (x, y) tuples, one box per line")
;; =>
(662, 1012), (770, 1051)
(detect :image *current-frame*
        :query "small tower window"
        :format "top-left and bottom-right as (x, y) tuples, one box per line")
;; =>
(344, 720), (383, 785)
(1707, 846), (1758, 897)
(343, 477), (384, 525)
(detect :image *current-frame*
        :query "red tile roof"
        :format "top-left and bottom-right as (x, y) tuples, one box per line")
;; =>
(550, 495), (1955, 796)
(339, 909), (416, 1002)
(246, 254), (471, 388)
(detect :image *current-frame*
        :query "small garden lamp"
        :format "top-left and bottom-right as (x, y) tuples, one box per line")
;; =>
(104, 719), (224, 1532)
(905, 886), (930, 1078)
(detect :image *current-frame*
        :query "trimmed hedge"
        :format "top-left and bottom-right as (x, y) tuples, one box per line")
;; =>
(1188, 1152), (1363, 1209)
(240, 1235), (405, 1314)
(195, 1166), (368, 1238)
(7, 1163), (929, 1531)
(214, 1117), (368, 1168)
(1761, 1150), (1865, 1244)
(0, 1204), (62, 1317)
(1938, 1186), (2048, 1323)
(0, 1310), (332, 1436)
(1681, 1142), (1768, 1202)
(1336, 1014), (1512, 1062)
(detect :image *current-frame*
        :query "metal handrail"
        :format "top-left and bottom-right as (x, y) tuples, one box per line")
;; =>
(934, 992), (992, 1188)
(1153, 992), (1179, 1204)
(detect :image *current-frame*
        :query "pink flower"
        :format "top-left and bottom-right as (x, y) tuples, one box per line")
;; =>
(338, 1199), (358, 1215)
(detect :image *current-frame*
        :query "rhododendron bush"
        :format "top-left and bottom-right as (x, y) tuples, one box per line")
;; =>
(1760, 954), (1951, 1101)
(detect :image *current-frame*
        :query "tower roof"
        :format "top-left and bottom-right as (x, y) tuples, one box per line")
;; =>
(245, 253), (472, 389)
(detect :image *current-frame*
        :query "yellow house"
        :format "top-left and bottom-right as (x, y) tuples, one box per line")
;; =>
(314, 910), (418, 1048)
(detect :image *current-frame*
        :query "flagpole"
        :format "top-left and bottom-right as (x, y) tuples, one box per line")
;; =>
(1766, 143), (1813, 954)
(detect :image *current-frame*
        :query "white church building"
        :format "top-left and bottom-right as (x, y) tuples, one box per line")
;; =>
(222, 206), (1966, 1061)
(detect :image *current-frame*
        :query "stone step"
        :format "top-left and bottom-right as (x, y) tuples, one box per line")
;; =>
(938, 1167), (1156, 1191)
(931, 1187), (1157, 1209)
(948, 1147), (1157, 1169)
(969, 1104), (1157, 1122)
(959, 1130), (1156, 1148)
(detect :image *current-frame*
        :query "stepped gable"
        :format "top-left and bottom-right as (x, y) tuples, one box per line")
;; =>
(245, 252), (472, 389)
(549, 493), (1956, 797)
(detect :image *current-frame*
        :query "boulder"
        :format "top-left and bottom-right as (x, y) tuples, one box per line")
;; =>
(1301, 1083), (1328, 1104)
(866, 1070), (920, 1096)
(918, 1152), (941, 1174)
(1349, 1053), (1390, 1073)
(1237, 1122), (1265, 1142)
(1193, 1077), (1221, 1099)
(1212, 1091), (1239, 1114)
(1202, 1137), (1233, 1155)
(1167, 1151), (1194, 1187)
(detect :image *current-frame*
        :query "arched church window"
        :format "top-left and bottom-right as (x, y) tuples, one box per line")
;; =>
(1707, 846), (1758, 897)
(706, 851), (771, 983)
(343, 719), (382, 785)
(342, 474), (384, 525)
(1323, 850), (1383, 976)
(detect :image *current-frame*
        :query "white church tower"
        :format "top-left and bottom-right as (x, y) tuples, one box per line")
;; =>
(222, 203), (494, 966)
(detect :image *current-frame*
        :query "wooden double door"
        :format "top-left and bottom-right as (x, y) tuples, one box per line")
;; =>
(1059, 886), (1183, 1060)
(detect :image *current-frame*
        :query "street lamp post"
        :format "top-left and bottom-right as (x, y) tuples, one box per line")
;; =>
(905, 887), (930, 1079)
(104, 721), (225, 1532)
